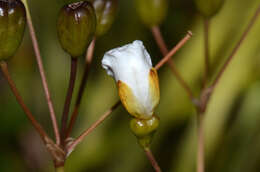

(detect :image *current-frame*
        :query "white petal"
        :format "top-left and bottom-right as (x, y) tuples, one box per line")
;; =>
(102, 40), (155, 117)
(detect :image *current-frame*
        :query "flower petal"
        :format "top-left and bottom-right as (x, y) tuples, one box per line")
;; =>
(118, 80), (146, 119)
(102, 40), (160, 119)
(149, 68), (160, 109)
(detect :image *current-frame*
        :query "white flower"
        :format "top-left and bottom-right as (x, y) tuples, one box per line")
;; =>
(102, 40), (160, 119)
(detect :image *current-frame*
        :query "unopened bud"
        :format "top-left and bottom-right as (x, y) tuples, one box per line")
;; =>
(57, 1), (96, 57)
(135, 0), (168, 27)
(0, 0), (26, 61)
(194, 0), (225, 18)
(90, 0), (118, 37)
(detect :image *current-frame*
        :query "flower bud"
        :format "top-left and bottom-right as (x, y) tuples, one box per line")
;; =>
(90, 0), (118, 37)
(130, 115), (159, 148)
(135, 0), (168, 27)
(194, 0), (225, 18)
(102, 40), (160, 120)
(0, 0), (26, 61)
(57, 1), (96, 57)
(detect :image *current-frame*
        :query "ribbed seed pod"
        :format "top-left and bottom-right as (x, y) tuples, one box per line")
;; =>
(0, 0), (26, 61)
(194, 0), (225, 18)
(57, 1), (96, 57)
(135, 0), (168, 27)
(90, 0), (117, 37)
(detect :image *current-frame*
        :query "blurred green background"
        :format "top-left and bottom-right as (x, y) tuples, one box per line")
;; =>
(1, 0), (260, 171)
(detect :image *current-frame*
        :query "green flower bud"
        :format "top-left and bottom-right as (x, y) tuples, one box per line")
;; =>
(194, 0), (225, 18)
(135, 0), (168, 27)
(0, 0), (26, 61)
(90, 0), (118, 37)
(57, 1), (96, 57)
(130, 115), (159, 148)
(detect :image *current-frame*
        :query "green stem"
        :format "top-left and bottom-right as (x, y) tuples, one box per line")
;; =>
(203, 18), (210, 88)
(197, 111), (204, 172)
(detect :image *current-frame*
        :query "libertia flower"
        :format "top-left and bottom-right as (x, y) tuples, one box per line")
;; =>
(102, 40), (160, 119)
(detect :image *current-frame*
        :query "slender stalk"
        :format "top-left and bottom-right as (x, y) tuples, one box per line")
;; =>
(66, 38), (96, 138)
(203, 18), (210, 88)
(154, 31), (192, 70)
(211, 5), (260, 91)
(151, 27), (194, 100)
(66, 101), (120, 155)
(197, 112), (204, 172)
(0, 61), (48, 140)
(61, 58), (78, 143)
(151, 26), (168, 55)
(66, 33), (193, 154)
(144, 148), (162, 172)
(22, 0), (60, 145)
(196, 22), (211, 172)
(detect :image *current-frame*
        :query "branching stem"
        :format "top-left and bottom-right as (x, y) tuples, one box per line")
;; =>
(0, 61), (48, 140)
(66, 101), (120, 156)
(196, 5), (260, 172)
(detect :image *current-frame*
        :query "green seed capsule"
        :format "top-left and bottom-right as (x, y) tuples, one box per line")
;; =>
(90, 0), (117, 37)
(57, 1), (96, 57)
(135, 0), (168, 27)
(0, 0), (26, 61)
(194, 0), (225, 18)
(130, 115), (159, 148)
